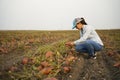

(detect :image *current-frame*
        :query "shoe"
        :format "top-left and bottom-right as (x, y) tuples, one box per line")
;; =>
(92, 56), (96, 59)
(94, 52), (98, 56)
(87, 55), (96, 59)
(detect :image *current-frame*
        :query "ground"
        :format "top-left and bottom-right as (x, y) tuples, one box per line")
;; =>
(63, 51), (120, 80)
(0, 30), (120, 80)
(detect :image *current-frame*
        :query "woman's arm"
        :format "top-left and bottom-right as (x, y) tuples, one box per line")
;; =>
(74, 26), (92, 45)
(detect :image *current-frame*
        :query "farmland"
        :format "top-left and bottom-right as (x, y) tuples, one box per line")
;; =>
(0, 30), (120, 80)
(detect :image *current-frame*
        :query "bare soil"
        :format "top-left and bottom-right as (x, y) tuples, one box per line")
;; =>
(57, 50), (120, 80)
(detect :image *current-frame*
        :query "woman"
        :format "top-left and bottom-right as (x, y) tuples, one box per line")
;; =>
(65, 17), (104, 59)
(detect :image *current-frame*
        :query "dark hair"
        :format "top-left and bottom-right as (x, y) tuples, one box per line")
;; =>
(80, 17), (87, 25)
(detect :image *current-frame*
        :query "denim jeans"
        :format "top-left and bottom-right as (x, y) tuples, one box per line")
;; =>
(75, 40), (103, 56)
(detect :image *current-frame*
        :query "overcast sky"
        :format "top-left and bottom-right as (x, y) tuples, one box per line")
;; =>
(0, 0), (120, 30)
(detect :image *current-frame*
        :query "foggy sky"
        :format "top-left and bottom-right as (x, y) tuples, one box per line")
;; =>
(0, 0), (120, 30)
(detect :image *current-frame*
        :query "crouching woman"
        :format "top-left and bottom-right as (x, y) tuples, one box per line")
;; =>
(65, 17), (104, 59)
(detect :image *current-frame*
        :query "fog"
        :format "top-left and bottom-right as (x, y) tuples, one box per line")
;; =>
(0, 0), (120, 30)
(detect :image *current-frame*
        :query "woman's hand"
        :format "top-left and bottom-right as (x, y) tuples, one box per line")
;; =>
(65, 41), (75, 47)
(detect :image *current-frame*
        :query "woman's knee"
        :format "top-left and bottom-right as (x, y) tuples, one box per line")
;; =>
(75, 44), (85, 52)
(96, 45), (103, 51)
(75, 45), (80, 52)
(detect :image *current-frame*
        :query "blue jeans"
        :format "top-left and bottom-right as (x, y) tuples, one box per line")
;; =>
(75, 40), (103, 56)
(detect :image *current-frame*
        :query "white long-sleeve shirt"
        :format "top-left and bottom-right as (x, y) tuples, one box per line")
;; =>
(74, 25), (104, 46)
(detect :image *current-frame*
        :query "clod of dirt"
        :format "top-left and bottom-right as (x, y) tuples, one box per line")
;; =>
(63, 66), (71, 73)
(66, 55), (75, 62)
(113, 62), (120, 68)
(107, 52), (114, 56)
(41, 61), (50, 67)
(40, 67), (53, 75)
(9, 66), (18, 72)
(0, 47), (8, 54)
(37, 65), (43, 71)
(45, 51), (53, 58)
(22, 57), (29, 65)
(64, 61), (70, 65)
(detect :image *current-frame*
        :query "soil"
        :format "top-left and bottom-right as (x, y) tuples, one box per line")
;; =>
(57, 50), (120, 80)
(0, 50), (24, 71)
